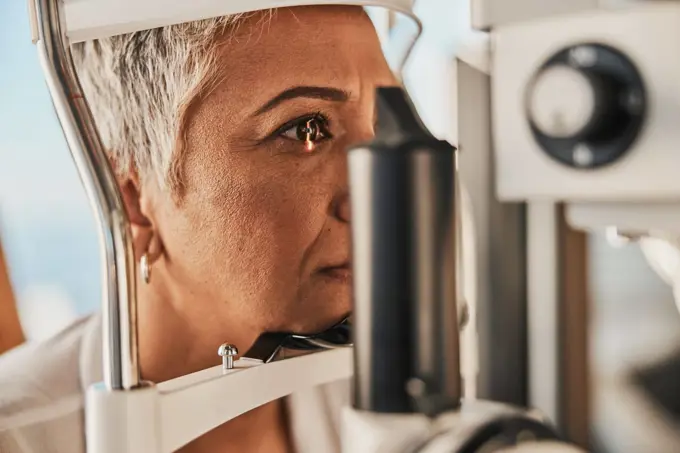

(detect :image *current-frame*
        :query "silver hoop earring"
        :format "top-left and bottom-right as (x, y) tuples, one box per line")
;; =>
(140, 254), (151, 284)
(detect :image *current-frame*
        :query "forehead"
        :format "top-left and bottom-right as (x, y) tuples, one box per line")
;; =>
(212, 6), (394, 100)
(228, 6), (380, 56)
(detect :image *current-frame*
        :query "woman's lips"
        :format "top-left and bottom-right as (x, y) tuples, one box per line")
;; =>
(318, 264), (352, 283)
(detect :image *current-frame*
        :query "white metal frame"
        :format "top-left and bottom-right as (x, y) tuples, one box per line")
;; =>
(86, 349), (353, 453)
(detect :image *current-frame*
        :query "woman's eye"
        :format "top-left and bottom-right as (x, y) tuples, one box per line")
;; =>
(280, 116), (331, 152)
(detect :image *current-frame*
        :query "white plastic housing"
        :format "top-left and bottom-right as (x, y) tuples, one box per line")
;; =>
(492, 3), (680, 202)
(341, 400), (579, 453)
(341, 407), (431, 453)
(58, 0), (417, 42)
(471, 0), (598, 30)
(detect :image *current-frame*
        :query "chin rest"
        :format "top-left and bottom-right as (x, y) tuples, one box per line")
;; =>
(244, 316), (352, 363)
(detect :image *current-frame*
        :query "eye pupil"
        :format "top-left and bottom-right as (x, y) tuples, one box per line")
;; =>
(297, 119), (320, 142)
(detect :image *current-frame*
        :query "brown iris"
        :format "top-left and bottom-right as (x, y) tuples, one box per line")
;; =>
(298, 118), (321, 152)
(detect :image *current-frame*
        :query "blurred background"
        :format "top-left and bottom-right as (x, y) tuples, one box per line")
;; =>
(0, 0), (101, 340)
(1, 0), (679, 451)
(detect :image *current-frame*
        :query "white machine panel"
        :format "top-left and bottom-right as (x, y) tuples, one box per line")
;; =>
(492, 3), (680, 202)
(471, 0), (598, 30)
(471, 0), (648, 30)
(60, 0), (417, 42)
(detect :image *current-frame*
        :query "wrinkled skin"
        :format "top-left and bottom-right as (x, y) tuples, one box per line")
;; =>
(121, 6), (397, 452)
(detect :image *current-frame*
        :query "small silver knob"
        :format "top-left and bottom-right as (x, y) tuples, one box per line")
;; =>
(217, 343), (238, 370)
(528, 65), (596, 139)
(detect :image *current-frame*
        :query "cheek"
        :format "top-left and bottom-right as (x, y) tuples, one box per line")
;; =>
(237, 174), (326, 264)
(171, 156), (330, 300)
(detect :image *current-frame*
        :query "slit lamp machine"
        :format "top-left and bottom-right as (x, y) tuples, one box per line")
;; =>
(27, 0), (680, 451)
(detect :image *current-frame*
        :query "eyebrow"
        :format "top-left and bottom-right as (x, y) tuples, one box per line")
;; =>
(254, 86), (350, 115)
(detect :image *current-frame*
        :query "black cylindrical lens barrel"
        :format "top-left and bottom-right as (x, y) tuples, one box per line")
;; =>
(349, 87), (461, 414)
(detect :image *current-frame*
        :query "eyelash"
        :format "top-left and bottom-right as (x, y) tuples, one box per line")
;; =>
(272, 112), (333, 151)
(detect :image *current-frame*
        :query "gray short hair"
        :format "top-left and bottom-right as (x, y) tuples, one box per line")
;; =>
(71, 13), (268, 193)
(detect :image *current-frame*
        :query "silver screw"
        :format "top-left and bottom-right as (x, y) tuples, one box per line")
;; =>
(622, 90), (643, 114)
(218, 343), (238, 370)
(573, 143), (594, 167)
(569, 46), (598, 67)
(405, 378), (427, 397)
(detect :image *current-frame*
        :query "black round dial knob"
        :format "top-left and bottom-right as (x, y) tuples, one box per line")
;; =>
(525, 44), (646, 169)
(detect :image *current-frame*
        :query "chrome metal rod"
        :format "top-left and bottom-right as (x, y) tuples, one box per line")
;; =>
(33, 0), (139, 390)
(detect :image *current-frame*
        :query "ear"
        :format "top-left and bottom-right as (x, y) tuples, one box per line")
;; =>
(119, 173), (164, 264)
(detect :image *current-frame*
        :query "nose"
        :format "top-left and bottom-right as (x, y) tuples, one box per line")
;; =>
(335, 192), (351, 223)
(332, 111), (376, 224)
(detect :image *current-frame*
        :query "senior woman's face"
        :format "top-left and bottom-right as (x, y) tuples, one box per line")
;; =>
(147, 6), (396, 348)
